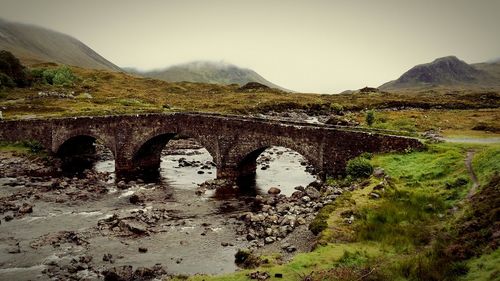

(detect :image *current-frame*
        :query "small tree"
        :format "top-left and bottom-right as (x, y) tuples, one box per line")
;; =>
(366, 110), (375, 127)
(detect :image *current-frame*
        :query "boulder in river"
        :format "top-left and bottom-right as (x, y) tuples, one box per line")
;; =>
(17, 203), (33, 214)
(267, 187), (281, 195)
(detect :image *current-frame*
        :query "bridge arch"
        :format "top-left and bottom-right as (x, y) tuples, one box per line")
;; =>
(54, 133), (116, 174)
(226, 138), (323, 180)
(53, 130), (116, 157)
(130, 130), (218, 180)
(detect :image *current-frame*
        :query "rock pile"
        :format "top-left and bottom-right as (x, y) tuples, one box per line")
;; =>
(235, 180), (344, 249)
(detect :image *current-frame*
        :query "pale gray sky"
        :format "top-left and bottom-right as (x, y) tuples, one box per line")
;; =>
(1, 0), (499, 93)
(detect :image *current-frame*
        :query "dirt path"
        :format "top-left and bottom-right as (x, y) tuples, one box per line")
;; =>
(465, 150), (480, 199)
(442, 137), (500, 144)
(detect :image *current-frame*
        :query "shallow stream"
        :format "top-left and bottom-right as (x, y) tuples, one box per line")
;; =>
(0, 146), (316, 280)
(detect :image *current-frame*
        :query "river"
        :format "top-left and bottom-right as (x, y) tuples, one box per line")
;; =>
(0, 145), (317, 280)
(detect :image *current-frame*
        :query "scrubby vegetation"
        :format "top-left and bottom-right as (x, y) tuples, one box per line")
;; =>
(176, 143), (499, 281)
(309, 203), (336, 235)
(365, 109), (375, 126)
(0, 140), (46, 155)
(30, 65), (77, 86)
(0, 58), (497, 136)
(0, 50), (30, 88)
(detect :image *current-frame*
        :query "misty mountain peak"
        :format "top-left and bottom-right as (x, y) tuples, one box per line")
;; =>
(379, 55), (500, 90)
(131, 60), (288, 91)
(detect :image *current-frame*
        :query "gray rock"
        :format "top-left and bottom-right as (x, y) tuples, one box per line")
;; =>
(373, 182), (385, 191)
(120, 220), (148, 235)
(305, 186), (321, 199)
(103, 253), (114, 263)
(117, 181), (127, 189)
(267, 187), (281, 195)
(290, 191), (304, 200)
(307, 180), (323, 190)
(7, 243), (20, 254)
(129, 194), (144, 204)
(373, 167), (385, 178)
(18, 203), (33, 214)
(294, 186), (305, 192)
(264, 236), (275, 244)
(246, 233), (256, 241)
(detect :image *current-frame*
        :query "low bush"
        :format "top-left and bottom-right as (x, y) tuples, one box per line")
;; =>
(365, 109), (375, 126)
(21, 140), (45, 153)
(346, 156), (373, 179)
(330, 102), (344, 114)
(0, 72), (15, 88)
(336, 250), (369, 267)
(234, 249), (261, 269)
(31, 65), (77, 86)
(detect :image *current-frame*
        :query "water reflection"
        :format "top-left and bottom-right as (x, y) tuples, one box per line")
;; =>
(94, 145), (316, 197)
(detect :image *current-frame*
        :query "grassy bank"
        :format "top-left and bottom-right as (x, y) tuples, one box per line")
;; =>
(169, 143), (499, 281)
(0, 140), (45, 155)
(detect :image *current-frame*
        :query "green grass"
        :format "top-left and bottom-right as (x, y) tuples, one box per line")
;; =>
(372, 143), (470, 192)
(353, 109), (500, 136)
(177, 243), (382, 281)
(461, 248), (500, 281)
(0, 141), (31, 153)
(356, 188), (446, 253)
(0, 140), (44, 154)
(472, 144), (500, 183)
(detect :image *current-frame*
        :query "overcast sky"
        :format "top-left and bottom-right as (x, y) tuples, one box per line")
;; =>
(1, 0), (499, 93)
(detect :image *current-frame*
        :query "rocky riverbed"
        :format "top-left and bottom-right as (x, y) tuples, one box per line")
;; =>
(0, 139), (338, 280)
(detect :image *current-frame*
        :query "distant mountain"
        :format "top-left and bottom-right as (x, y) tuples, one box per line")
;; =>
(473, 60), (500, 82)
(380, 56), (500, 91)
(0, 18), (121, 71)
(129, 61), (289, 91)
(486, 57), (500, 63)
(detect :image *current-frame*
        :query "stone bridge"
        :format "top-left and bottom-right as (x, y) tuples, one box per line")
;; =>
(0, 113), (423, 180)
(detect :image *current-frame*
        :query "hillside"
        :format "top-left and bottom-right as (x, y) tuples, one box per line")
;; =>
(472, 61), (500, 82)
(380, 56), (500, 91)
(0, 18), (121, 71)
(128, 61), (289, 91)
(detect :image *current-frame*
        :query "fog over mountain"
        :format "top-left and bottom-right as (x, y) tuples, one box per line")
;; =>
(127, 61), (287, 91)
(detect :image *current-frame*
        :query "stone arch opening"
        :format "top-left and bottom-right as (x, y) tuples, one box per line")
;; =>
(160, 135), (217, 186)
(56, 135), (115, 175)
(132, 133), (216, 183)
(237, 146), (318, 196)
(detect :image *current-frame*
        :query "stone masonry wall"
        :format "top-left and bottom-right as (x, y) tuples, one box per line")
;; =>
(0, 113), (424, 180)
